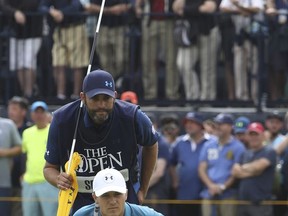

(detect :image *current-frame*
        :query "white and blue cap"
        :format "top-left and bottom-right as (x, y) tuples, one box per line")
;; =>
(93, 168), (127, 197)
(31, 101), (48, 112)
(83, 70), (115, 98)
(214, 113), (234, 125)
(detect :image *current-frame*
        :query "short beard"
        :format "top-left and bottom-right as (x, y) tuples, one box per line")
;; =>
(87, 108), (112, 124)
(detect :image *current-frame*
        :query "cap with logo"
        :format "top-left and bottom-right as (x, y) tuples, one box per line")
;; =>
(247, 122), (265, 134)
(83, 70), (115, 98)
(214, 113), (234, 125)
(31, 101), (48, 112)
(234, 116), (251, 134)
(93, 168), (127, 197)
(183, 112), (204, 125)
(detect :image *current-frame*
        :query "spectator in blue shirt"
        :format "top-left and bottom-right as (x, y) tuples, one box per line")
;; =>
(73, 168), (164, 216)
(232, 122), (276, 216)
(170, 112), (213, 216)
(199, 113), (245, 216)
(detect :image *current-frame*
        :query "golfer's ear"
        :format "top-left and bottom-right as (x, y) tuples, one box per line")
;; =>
(124, 190), (128, 201)
(114, 91), (118, 99)
(80, 92), (85, 102)
(92, 192), (97, 202)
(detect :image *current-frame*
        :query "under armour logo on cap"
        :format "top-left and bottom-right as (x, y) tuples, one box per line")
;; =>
(93, 168), (127, 196)
(83, 70), (115, 98)
(105, 81), (113, 88)
(104, 174), (114, 182)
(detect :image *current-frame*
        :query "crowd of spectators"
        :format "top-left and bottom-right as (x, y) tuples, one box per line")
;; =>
(146, 110), (288, 216)
(2, 94), (288, 216)
(0, 0), (288, 105)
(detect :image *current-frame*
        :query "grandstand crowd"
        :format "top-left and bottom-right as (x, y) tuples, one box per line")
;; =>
(0, 0), (288, 106)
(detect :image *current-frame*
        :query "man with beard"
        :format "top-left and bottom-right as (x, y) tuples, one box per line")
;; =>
(44, 69), (159, 214)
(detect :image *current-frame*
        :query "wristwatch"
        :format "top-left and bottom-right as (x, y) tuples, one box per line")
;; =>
(219, 184), (226, 191)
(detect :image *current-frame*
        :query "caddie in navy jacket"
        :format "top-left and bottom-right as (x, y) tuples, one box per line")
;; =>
(44, 69), (159, 214)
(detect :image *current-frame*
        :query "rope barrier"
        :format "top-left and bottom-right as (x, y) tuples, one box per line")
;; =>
(1, 197), (288, 205)
(143, 199), (288, 205)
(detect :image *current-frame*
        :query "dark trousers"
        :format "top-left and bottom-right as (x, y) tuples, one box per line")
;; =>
(0, 187), (12, 216)
(238, 204), (273, 216)
(178, 204), (202, 216)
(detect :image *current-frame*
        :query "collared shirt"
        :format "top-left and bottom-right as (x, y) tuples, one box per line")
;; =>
(73, 202), (164, 216)
(170, 133), (213, 199)
(199, 136), (245, 199)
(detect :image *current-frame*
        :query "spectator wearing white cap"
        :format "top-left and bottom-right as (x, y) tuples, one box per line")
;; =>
(73, 168), (164, 216)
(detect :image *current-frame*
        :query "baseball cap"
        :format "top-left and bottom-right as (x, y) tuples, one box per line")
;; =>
(120, 91), (138, 104)
(266, 111), (283, 121)
(83, 70), (115, 98)
(234, 117), (250, 134)
(93, 169), (127, 197)
(30, 101), (48, 112)
(214, 113), (234, 125)
(247, 122), (265, 134)
(183, 112), (204, 125)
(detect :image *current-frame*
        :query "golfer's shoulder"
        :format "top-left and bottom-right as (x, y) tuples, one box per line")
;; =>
(126, 203), (164, 216)
(73, 203), (95, 216)
(114, 100), (139, 117)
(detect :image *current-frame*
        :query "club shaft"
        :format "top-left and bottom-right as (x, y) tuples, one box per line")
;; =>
(67, 0), (106, 173)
